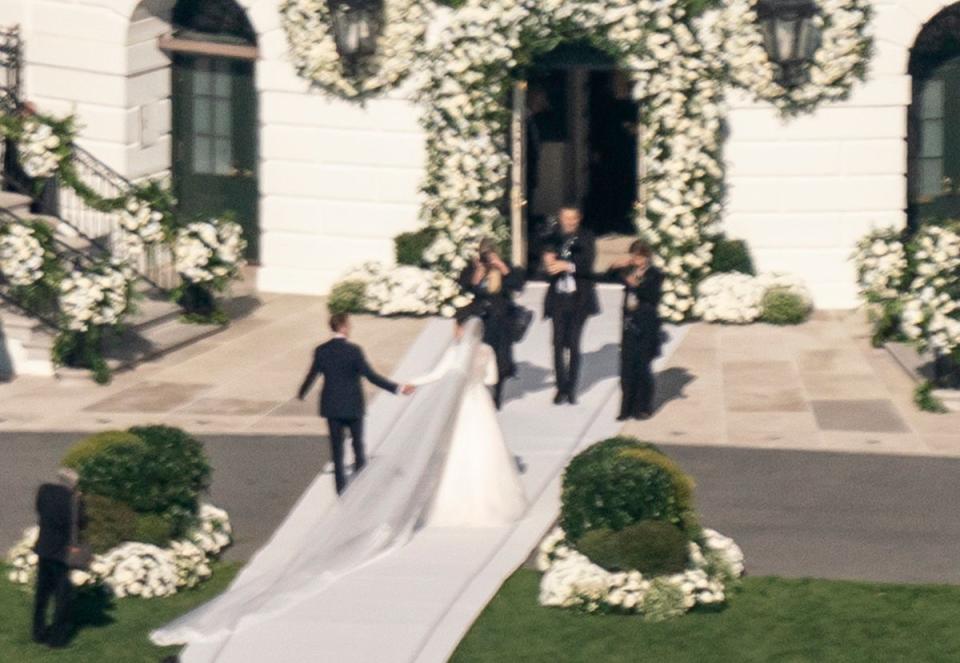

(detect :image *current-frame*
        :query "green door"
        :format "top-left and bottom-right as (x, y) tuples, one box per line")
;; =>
(172, 54), (259, 262)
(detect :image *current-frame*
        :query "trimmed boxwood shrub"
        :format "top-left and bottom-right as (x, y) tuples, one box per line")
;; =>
(560, 437), (694, 541)
(394, 228), (436, 266)
(328, 279), (367, 315)
(760, 287), (811, 325)
(576, 521), (690, 575)
(83, 494), (138, 553)
(69, 426), (211, 523)
(133, 513), (177, 547)
(710, 238), (755, 275)
(128, 425), (211, 515)
(62, 431), (145, 470)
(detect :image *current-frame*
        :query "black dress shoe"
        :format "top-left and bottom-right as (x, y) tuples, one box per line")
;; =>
(636, 411), (651, 420)
(616, 414), (629, 421)
(567, 393), (577, 405)
(553, 392), (566, 405)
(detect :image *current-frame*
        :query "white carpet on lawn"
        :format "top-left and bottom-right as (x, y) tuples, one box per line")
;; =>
(181, 284), (687, 663)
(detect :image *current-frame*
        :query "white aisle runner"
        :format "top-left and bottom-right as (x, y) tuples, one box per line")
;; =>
(181, 284), (687, 663)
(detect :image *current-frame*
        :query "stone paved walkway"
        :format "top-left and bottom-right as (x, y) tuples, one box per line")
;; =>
(623, 310), (960, 457)
(0, 293), (425, 436)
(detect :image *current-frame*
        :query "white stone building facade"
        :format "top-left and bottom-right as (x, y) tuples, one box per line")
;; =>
(0, 0), (953, 309)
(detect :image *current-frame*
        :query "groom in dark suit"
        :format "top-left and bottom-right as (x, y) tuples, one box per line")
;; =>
(298, 313), (415, 495)
(542, 205), (600, 405)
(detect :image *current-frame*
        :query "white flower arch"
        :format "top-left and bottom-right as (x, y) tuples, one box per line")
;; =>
(280, 0), (429, 100)
(418, 0), (728, 321)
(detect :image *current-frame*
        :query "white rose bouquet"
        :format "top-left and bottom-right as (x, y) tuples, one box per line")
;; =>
(0, 221), (47, 287)
(901, 224), (960, 357)
(58, 261), (130, 332)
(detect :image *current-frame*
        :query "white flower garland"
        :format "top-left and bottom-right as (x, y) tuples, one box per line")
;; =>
(901, 225), (960, 356)
(536, 526), (744, 618)
(6, 503), (232, 598)
(721, 0), (872, 116)
(417, 0), (727, 322)
(694, 271), (811, 324)
(280, 0), (428, 100)
(16, 118), (68, 179)
(59, 262), (129, 332)
(0, 222), (46, 287)
(173, 219), (246, 286)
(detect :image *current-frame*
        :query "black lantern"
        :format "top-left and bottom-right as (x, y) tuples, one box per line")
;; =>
(756, 0), (822, 87)
(327, 0), (384, 75)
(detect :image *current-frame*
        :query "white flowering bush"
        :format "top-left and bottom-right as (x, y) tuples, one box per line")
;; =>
(694, 271), (811, 324)
(720, 0), (872, 116)
(537, 526), (744, 618)
(0, 221), (46, 287)
(58, 261), (130, 332)
(5, 503), (232, 598)
(853, 228), (908, 303)
(280, 0), (427, 100)
(901, 224), (960, 356)
(173, 219), (245, 287)
(337, 262), (472, 317)
(112, 199), (165, 264)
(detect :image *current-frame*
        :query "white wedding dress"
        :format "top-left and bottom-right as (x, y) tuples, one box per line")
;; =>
(412, 339), (528, 527)
(151, 319), (524, 650)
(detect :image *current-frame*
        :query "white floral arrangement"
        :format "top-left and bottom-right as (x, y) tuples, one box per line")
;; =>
(16, 117), (69, 179)
(414, 0), (730, 320)
(113, 199), (165, 263)
(280, 0), (428, 100)
(852, 227), (907, 302)
(339, 261), (470, 317)
(901, 225), (960, 356)
(6, 503), (232, 598)
(173, 219), (246, 286)
(0, 221), (46, 287)
(720, 0), (872, 116)
(59, 262), (130, 332)
(537, 526), (744, 619)
(694, 271), (811, 324)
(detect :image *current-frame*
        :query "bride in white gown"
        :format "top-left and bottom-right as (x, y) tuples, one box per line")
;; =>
(151, 317), (525, 649)
(412, 319), (528, 528)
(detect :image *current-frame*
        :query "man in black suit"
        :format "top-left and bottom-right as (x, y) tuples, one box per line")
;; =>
(298, 312), (415, 495)
(542, 205), (600, 405)
(33, 468), (85, 648)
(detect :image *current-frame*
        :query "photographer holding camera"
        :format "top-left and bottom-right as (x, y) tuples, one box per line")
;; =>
(458, 238), (526, 409)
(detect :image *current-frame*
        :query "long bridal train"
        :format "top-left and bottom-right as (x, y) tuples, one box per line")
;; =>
(150, 319), (526, 647)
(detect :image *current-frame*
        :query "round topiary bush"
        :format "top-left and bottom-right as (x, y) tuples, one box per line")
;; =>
(128, 425), (212, 516)
(576, 521), (690, 575)
(710, 238), (755, 276)
(70, 426), (211, 533)
(62, 431), (145, 470)
(760, 287), (811, 325)
(133, 513), (177, 547)
(83, 494), (139, 553)
(328, 279), (368, 315)
(560, 437), (695, 541)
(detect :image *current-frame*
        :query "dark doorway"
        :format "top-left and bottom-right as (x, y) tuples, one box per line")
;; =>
(170, 0), (260, 262)
(523, 43), (639, 258)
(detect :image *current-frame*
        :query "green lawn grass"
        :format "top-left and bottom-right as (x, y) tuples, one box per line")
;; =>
(452, 570), (960, 663)
(0, 563), (240, 662)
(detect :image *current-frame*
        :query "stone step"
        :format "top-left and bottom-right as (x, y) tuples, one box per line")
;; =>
(884, 341), (960, 412)
(103, 316), (222, 372)
(0, 190), (32, 217)
(126, 292), (182, 332)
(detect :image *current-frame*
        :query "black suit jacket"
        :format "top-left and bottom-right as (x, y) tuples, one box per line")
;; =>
(542, 228), (600, 319)
(607, 265), (664, 358)
(297, 338), (399, 420)
(35, 483), (85, 563)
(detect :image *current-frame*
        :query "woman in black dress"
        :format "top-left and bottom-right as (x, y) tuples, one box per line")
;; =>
(607, 240), (663, 420)
(458, 238), (524, 409)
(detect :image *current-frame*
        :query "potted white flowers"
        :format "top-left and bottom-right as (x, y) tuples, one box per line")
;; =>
(172, 218), (246, 324)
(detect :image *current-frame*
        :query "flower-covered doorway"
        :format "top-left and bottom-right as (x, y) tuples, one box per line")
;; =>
(518, 43), (641, 269)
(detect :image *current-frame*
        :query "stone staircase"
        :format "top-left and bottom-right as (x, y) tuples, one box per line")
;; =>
(0, 189), (224, 381)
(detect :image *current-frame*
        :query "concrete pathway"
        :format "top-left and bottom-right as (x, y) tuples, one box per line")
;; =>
(180, 285), (687, 663)
(622, 310), (960, 457)
(0, 293), (426, 435)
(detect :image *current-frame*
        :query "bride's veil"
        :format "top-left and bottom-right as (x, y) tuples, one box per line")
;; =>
(151, 318), (483, 646)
